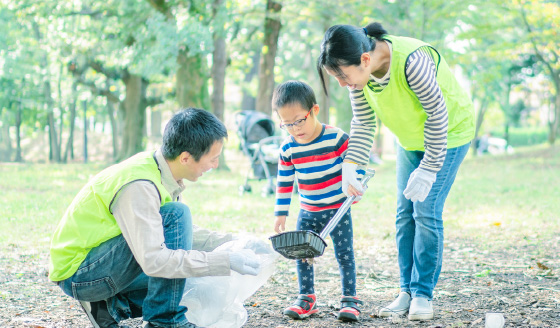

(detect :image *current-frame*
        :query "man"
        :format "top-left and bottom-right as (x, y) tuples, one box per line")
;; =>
(49, 108), (260, 328)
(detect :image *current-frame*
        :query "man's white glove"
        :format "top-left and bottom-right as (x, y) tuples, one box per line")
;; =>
(341, 162), (363, 196)
(403, 168), (437, 202)
(229, 249), (260, 275)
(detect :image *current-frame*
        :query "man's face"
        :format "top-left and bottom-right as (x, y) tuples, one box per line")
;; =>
(183, 140), (223, 182)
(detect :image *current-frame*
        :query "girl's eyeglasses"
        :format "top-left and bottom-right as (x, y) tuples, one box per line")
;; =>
(279, 109), (312, 130)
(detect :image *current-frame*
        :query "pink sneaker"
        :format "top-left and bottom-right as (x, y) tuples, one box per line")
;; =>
(283, 294), (318, 319)
(337, 296), (363, 322)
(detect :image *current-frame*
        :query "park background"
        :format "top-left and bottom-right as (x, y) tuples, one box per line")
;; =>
(0, 0), (559, 327)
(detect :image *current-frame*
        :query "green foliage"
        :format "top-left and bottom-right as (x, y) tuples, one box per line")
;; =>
(491, 127), (549, 147)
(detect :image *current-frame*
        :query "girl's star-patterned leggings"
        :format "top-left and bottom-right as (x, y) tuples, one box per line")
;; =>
(295, 208), (357, 296)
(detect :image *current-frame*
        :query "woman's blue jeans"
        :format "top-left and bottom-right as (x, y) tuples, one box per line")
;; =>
(57, 202), (194, 327)
(395, 143), (469, 300)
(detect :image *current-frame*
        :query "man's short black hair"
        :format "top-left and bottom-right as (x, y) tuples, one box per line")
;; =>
(272, 80), (317, 112)
(162, 108), (228, 161)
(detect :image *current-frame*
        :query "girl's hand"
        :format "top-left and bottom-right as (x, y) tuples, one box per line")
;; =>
(274, 216), (287, 234)
(346, 184), (363, 198)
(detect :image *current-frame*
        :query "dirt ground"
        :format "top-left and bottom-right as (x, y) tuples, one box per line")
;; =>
(1, 233), (559, 328)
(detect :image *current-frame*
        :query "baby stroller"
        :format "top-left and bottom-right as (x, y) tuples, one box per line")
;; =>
(235, 110), (284, 197)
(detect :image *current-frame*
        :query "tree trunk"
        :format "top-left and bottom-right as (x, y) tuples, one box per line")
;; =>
(33, 21), (60, 163)
(255, 0), (282, 115)
(63, 80), (78, 162)
(57, 62), (65, 158)
(211, 2), (230, 171)
(150, 109), (162, 138)
(335, 94), (353, 134)
(15, 103), (23, 162)
(318, 68), (330, 124)
(0, 107), (13, 162)
(119, 72), (148, 161)
(107, 100), (119, 161)
(471, 96), (489, 155)
(548, 75), (560, 145)
(177, 51), (210, 110)
(241, 52), (260, 110)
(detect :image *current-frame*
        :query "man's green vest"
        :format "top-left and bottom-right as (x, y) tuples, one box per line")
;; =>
(363, 35), (475, 150)
(49, 151), (173, 281)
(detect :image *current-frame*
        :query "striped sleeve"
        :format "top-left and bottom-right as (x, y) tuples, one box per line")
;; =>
(274, 139), (295, 217)
(405, 46), (448, 173)
(346, 88), (377, 165)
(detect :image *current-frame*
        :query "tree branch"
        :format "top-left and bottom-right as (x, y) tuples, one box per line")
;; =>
(519, 6), (556, 78)
(76, 76), (120, 103)
(146, 0), (175, 20)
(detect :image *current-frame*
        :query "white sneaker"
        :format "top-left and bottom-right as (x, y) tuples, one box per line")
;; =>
(378, 292), (411, 317)
(408, 297), (434, 320)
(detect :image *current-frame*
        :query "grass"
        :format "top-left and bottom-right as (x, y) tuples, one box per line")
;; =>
(1, 145), (559, 256)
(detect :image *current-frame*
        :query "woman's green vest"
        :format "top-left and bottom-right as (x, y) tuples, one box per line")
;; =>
(49, 151), (173, 281)
(362, 35), (475, 150)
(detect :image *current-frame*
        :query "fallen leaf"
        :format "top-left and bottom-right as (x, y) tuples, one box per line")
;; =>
(537, 262), (550, 270)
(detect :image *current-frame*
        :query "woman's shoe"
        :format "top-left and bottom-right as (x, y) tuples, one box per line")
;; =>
(337, 296), (363, 322)
(408, 297), (434, 320)
(378, 292), (411, 317)
(283, 294), (318, 319)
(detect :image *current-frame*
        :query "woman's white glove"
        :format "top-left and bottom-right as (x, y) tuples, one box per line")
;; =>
(403, 168), (437, 202)
(229, 250), (260, 275)
(341, 162), (363, 196)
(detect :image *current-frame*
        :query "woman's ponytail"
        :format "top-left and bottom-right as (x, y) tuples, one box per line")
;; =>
(363, 22), (388, 40)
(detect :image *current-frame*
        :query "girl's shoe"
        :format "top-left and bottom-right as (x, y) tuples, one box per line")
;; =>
(283, 294), (318, 319)
(337, 296), (363, 322)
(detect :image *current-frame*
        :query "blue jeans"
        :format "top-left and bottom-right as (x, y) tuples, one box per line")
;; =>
(395, 143), (469, 300)
(58, 202), (194, 328)
(296, 208), (357, 296)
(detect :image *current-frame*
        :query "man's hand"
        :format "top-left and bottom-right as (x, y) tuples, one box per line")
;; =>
(229, 250), (260, 275)
(342, 162), (363, 197)
(274, 216), (287, 234)
(403, 168), (437, 202)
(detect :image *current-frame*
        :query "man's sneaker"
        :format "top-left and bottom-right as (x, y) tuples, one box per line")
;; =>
(337, 296), (363, 322)
(378, 292), (411, 317)
(79, 300), (120, 328)
(408, 297), (434, 320)
(283, 294), (318, 319)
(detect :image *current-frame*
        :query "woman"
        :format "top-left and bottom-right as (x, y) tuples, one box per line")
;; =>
(317, 22), (474, 320)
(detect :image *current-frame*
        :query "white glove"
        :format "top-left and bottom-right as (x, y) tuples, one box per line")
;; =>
(229, 250), (260, 275)
(403, 168), (437, 202)
(341, 162), (363, 196)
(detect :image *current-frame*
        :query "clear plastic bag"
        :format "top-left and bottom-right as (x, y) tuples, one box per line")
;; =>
(179, 237), (278, 328)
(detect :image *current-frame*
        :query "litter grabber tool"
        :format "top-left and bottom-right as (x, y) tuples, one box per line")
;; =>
(269, 168), (375, 260)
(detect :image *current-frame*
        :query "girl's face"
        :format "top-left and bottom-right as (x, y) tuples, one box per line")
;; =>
(277, 103), (322, 144)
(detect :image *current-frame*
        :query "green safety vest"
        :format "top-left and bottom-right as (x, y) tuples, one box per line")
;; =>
(363, 35), (475, 150)
(49, 151), (173, 281)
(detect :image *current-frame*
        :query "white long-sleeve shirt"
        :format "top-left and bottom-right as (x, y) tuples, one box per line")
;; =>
(110, 150), (231, 279)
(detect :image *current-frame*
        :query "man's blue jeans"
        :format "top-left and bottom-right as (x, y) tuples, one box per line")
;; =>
(395, 143), (469, 300)
(58, 202), (194, 327)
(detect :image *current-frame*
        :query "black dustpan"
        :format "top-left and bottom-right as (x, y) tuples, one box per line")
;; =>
(269, 169), (375, 260)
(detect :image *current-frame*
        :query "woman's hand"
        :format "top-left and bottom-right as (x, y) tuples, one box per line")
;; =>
(342, 162), (364, 197)
(274, 216), (287, 234)
(403, 168), (437, 202)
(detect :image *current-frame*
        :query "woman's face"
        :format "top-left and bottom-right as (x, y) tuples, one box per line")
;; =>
(325, 63), (370, 91)
(325, 48), (389, 90)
